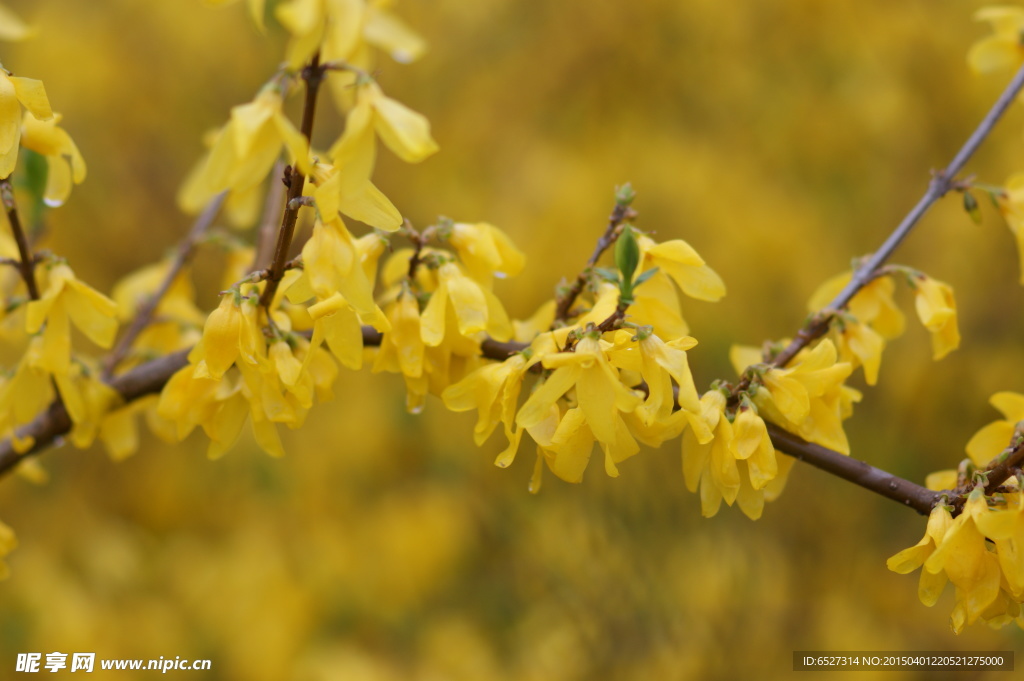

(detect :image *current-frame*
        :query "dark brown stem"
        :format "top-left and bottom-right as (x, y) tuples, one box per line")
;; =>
(983, 438), (1024, 495)
(765, 422), (939, 515)
(0, 330), (530, 479)
(1, 178), (39, 300)
(103, 193), (225, 379)
(769, 60), (1024, 369)
(251, 161), (287, 272)
(551, 200), (637, 326)
(258, 53), (324, 309)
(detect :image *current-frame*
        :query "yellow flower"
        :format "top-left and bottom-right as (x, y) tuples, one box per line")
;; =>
(997, 173), (1024, 284)
(442, 351), (533, 466)
(732, 401), (778, 491)
(968, 7), (1024, 74)
(300, 217), (389, 329)
(420, 262), (511, 346)
(517, 336), (643, 477)
(0, 3), (33, 41)
(189, 291), (261, 380)
(924, 490), (1003, 632)
(0, 70), (51, 178)
(887, 504), (954, 608)
(973, 487), (1024, 599)
(753, 339), (856, 454)
(808, 272), (904, 385)
(965, 391), (1024, 467)
(178, 87), (310, 216)
(0, 336), (54, 452)
(19, 111), (85, 206)
(638, 235), (726, 302)
(307, 293), (365, 370)
(310, 160), (402, 231)
(373, 290), (425, 380)
(25, 264), (118, 375)
(447, 221), (525, 284)
(681, 391), (739, 517)
(912, 274), (959, 361)
(325, 80), (437, 180)
(606, 329), (701, 425)
(276, 0), (425, 70)
(204, 0), (267, 31)
(614, 235), (725, 340)
(57, 362), (122, 449)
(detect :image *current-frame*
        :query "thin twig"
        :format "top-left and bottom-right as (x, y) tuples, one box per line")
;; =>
(0, 179), (40, 300)
(259, 53), (324, 309)
(551, 198), (637, 326)
(251, 161), (287, 273)
(103, 193), (226, 379)
(769, 60), (1024, 369)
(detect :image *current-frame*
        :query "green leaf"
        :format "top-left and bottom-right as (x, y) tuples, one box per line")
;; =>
(615, 182), (635, 207)
(17, 148), (48, 231)
(632, 266), (659, 289)
(592, 267), (621, 283)
(963, 191), (982, 225)
(614, 226), (640, 284)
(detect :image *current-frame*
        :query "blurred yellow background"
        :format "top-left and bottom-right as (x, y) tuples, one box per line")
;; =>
(2, 0), (1024, 678)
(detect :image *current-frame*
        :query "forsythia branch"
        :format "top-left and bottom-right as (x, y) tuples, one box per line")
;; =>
(769, 59), (1024, 369)
(102, 192), (226, 379)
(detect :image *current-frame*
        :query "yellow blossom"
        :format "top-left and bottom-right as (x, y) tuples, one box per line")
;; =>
(912, 274), (959, 361)
(0, 3), (33, 41)
(925, 491), (1003, 632)
(307, 293), (365, 370)
(373, 291), (425, 380)
(25, 264), (118, 375)
(997, 173), (1024, 284)
(300, 217), (389, 329)
(325, 79), (437, 176)
(447, 222), (525, 284)
(973, 487), (1024, 599)
(0, 70), (51, 178)
(309, 160), (402, 231)
(968, 7), (1024, 74)
(19, 111), (85, 206)
(887, 504), (955, 607)
(0, 336), (54, 451)
(808, 272), (905, 385)
(442, 351), (533, 467)
(753, 340), (856, 454)
(178, 87), (310, 216)
(681, 391), (739, 517)
(517, 336), (643, 477)
(965, 391), (1024, 467)
(637, 235), (726, 303)
(189, 291), (261, 380)
(420, 262), (511, 346)
(204, 0), (267, 31)
(606, 329), (701, 424)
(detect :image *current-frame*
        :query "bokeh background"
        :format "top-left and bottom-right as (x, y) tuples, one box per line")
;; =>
(2, 0), (1024, 678)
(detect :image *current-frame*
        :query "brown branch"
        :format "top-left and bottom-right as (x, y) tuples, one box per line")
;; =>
(258, 53), (324, 309)
(251, 161), (287, 273)
(0, 329), (528, 479)
(765, 422), (940, 515)
(983, 437), (1024, 495)
(551, 194), (637, 326)
(103, 192), (226, 379)
(768, 60), (1024, 369)
(1, 178), (40, 300)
